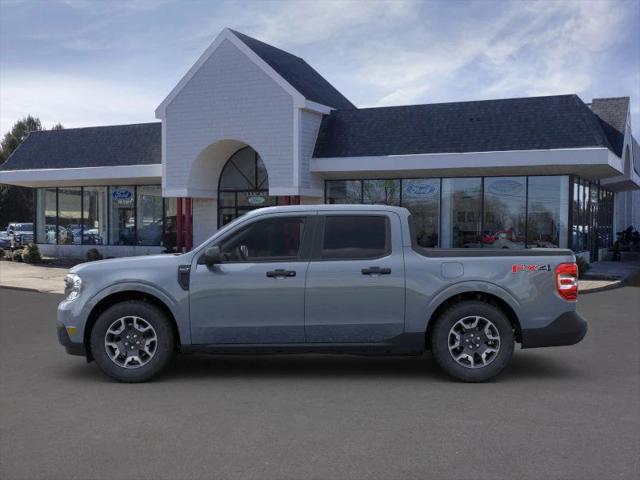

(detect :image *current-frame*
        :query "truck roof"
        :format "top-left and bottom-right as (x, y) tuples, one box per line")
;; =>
(244, 204), (410, 216)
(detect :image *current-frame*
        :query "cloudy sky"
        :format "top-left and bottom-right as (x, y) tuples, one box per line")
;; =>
(1, 0), (639, 136)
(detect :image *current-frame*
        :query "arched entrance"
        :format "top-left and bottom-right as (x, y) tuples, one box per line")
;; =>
(218, 146), (277, 226)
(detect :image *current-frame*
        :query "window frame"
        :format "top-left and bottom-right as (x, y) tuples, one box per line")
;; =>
(311, 214), (392, 261)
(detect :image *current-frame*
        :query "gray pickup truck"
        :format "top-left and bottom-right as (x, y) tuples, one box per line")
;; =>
(57, 205), (586, 382)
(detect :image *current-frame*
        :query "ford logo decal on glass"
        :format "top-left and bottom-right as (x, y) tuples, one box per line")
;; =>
(404, 182), (438, 198)
(488, 179), (523, 196)
(247, 194), (266, 205)
(112, 189), (133, 201)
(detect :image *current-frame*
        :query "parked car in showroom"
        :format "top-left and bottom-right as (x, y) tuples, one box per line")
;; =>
(57, 205), (586, 383)
(6, 222), (34, 249)
(0, 231), (11, 249)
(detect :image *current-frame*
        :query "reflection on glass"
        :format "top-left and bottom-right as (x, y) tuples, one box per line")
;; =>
(441, 178), (482, 248)
(136, 186), (163, 246)
(36, 188), (57, 244)
(362, 179), (400, 205)
(402, 179), (439, 247)
(163, 197), (177, 252)
(109, 186), (136, 245)
(218, 148), (272, 226)
(57, 188), (82, 245)
(82, 187), (107, 245)
(326, 180), (362, 204)
(527, 176), (568, 248)
(483, 177), (526, 249)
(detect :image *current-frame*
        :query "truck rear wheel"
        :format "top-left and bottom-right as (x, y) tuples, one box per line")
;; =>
(430, 301), (514, 382)
(90, 300), (175, 383)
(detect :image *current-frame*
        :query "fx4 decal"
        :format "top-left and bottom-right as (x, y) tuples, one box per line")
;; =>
(512, 264), (551, 273)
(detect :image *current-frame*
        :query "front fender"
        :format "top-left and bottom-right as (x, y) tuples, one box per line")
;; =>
(81, 281), (190, 345)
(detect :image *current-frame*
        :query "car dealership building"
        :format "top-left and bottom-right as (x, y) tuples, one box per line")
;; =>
(1, 28), (638, 261)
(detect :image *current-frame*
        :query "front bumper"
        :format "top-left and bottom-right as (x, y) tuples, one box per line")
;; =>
(57, 324), (86, 356)
(521, 311), (587, 349)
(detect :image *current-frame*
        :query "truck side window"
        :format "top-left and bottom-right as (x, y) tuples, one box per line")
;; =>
(321, 216), (389, 260)
(219, 216), (306, 262)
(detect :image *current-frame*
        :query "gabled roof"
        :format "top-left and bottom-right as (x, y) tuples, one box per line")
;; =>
(589, 97), (629, 157)
(313, 94), (615, 158)
(156, 28), (354, 116)
(229, 30), (355, 110)
(0, 123), (161, 171)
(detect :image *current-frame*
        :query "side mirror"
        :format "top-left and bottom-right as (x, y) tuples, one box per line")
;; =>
(200, 246), (222, 266)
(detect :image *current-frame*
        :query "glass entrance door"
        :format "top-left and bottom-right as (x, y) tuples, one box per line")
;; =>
(217, 147), (277, 227)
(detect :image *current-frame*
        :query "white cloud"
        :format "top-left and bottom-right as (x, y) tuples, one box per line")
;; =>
(0, 72), (159, 133)
(251, 0), (412, 45)
(343, 0), (627, 107)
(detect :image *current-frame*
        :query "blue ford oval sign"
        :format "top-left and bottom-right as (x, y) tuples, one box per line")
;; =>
(405, 181), (438, 198)
(111, 188), (133, 206)
(112, 189), (133, 201)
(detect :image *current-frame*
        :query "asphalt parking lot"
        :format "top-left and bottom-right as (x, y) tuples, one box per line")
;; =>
(0, 286), (638, 480)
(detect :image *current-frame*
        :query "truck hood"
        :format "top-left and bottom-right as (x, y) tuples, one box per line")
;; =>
(70, 253), (187, 275)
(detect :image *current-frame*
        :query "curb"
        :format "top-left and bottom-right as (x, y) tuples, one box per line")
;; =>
(0, 285), (63, 294)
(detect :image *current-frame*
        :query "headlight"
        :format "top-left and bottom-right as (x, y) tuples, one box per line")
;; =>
(64, 274), (82, 301)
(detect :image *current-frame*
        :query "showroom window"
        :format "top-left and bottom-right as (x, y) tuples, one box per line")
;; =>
(527, 176), (569, 248)
(35, 188), (57, 244)
(82, 187), (107, 245)
(362, 179), (400, 205)
(57, 187), (82, 245)
(109, 186), (136, 245)
(326, 180), (362, 204)
(324, 174), (597, 252)
(136, 186), (163, 246)
(441, 178), (482, 248)
(35, 185), (174, 248)
(402, 179), (440, 247)
(483, 177), (526, 249)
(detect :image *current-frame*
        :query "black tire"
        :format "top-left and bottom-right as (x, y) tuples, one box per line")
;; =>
(90, 300), (175, 383)
(430, 301), (514, 382)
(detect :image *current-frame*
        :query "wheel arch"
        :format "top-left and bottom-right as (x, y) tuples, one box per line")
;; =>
(83, 290), (182, 361)
(424, 287), (522, 349)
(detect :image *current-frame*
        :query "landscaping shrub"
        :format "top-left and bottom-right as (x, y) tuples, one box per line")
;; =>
(575, 256), (590, 276)
(0, 249), (5, 259)
(21, 243), (42, 264)
(12, 250), (24, 262)
(86, 248), (103, 262)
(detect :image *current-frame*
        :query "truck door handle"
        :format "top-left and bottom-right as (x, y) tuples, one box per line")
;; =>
(361, 267), (391, 275)
(266, 269), (296, 278)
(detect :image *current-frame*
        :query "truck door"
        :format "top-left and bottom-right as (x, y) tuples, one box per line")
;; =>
(189, 213), (314, 344)
(304, 212), (405, 343)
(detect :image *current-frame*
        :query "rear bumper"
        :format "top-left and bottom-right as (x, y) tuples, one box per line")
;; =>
(521, 311), (587, 349)
(57, 325), (86, 356)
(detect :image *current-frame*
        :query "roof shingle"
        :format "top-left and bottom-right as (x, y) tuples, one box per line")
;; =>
(313, 95), (615, 158)
(0, 122), (161, 171)
(589, 97), (629, 157)
(230, 29), (355, 110)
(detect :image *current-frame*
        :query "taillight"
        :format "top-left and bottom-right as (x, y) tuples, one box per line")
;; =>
(555, 263), (578, 301)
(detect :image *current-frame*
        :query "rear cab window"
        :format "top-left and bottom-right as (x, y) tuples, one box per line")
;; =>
(317, 215), (390, 260)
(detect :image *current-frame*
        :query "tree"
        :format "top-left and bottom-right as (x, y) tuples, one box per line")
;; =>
(0, 116), (63, 229)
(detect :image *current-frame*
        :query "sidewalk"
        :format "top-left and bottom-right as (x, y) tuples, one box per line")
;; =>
(578, 260), (640, 293)
(1, 258), (639, 296)
(0, 261), (67, 294)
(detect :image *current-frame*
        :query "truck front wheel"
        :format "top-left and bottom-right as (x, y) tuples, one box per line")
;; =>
(430, 301), (514, 382)
(89, 300), (175, 383)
